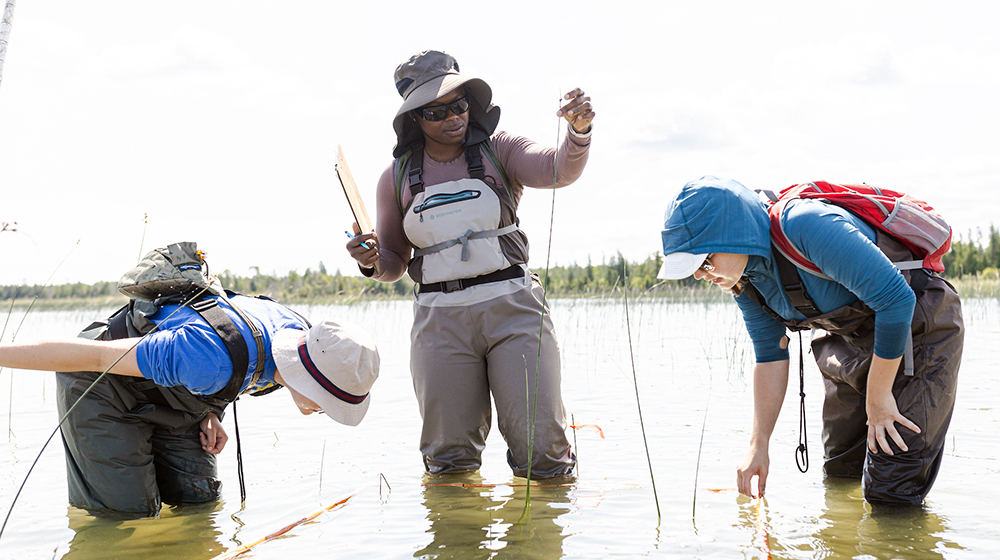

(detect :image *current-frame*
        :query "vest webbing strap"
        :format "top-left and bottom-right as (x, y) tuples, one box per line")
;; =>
(412, 223), (520, 260)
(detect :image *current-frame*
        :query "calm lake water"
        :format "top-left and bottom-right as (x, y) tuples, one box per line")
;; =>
(1, 296), (997, 559)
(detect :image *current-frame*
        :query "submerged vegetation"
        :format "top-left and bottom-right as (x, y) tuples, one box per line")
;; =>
(1, 245), (999, 307)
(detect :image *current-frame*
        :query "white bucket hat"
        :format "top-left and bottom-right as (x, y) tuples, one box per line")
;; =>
(657, 252), (709, 280)
(271, 319), (379, 426)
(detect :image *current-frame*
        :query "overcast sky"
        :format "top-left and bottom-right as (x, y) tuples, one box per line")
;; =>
(1, 1), (997, 287)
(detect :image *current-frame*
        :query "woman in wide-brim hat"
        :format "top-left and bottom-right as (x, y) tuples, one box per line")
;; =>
(346, 49), (595, 479)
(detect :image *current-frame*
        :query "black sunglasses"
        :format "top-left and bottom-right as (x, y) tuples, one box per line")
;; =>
(417, 97), (470, 122)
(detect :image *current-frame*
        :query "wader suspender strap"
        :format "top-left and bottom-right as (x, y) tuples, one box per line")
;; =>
(107, 304), (131, 340)
(189, 298), (251, 402)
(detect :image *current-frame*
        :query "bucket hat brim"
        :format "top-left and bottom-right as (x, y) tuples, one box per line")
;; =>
(271, 322), (379, 426)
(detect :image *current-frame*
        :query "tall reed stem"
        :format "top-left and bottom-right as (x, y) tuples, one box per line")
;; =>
(622, 255), (661, 524)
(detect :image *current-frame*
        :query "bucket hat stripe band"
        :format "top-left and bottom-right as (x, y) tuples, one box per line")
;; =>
(297, 335), (368, 405)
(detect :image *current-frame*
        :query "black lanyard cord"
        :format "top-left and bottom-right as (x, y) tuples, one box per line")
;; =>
(795, 332), (809, 473)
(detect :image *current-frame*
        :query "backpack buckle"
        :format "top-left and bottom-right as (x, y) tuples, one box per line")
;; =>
(444, 280), (463, 292)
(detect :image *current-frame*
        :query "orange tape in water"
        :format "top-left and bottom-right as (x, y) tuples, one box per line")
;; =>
(569, 424), (605, 439)
(210, 484), (369, 560)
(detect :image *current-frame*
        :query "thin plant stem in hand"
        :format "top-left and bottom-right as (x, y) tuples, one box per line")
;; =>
(518, 97), (563, 524)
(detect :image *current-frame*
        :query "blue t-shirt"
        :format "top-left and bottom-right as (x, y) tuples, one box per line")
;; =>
(135, 295), (309, 395)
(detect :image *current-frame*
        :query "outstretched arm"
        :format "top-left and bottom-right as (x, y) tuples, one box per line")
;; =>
(737, 359), (790, 498)
(0, 338), (143, 376)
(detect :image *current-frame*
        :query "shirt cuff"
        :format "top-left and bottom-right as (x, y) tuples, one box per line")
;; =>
(568, 123), (592, 140)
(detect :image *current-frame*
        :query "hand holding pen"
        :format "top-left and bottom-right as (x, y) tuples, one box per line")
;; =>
(345, 222), (380, 272)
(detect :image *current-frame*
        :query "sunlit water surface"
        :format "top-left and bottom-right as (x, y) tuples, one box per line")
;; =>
(1, 297), (997, 559)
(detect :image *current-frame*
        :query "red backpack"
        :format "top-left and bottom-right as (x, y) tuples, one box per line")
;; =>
(762, 181), (952, 277)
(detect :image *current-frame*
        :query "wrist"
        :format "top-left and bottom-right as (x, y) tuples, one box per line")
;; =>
(568, 123), (592, 139)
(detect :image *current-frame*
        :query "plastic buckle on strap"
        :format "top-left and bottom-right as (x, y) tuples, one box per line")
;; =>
(189, 298), (216, 312)
(444, 280), (463, 293)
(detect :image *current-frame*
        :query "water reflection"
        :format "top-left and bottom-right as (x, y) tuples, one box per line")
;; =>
(814, 477), (960, 559)
(60, 503), (225, 560)
(414, 472), (571, 559)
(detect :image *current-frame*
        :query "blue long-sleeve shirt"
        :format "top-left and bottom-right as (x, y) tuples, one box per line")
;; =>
(661, 177), (916, 364)
(735, 199), (915, 362)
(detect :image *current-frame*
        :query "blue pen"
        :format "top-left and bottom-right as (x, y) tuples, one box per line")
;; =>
(345, 231), (373, 250)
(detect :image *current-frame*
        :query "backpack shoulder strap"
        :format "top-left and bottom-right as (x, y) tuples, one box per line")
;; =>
(394, 148), (424, 213)
(188, 297), (251, 402)
(770, 245), (822, 318)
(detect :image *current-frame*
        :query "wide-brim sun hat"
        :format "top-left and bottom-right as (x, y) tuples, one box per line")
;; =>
(272, 319), (380, 426)
(391, 50), (500, 158)
(657, 252), (709, 280)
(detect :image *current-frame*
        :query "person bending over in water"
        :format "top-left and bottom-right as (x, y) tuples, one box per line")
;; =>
(657, 176), (962, 506)
(346, 50), (594, 479)
(0, 300), (379, 515)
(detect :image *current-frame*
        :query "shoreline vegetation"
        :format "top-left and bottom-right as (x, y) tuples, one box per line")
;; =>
(3, 244), (999, 309)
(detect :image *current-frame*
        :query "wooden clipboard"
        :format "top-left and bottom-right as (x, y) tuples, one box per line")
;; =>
(336, 146), (374, 234)
(336, 146), (380, 274)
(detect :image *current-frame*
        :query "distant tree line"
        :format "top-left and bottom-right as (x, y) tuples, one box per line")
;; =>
(942, 225), (1000, 278)
(0, 256), (695, 303)
(2, 230), (996, 303)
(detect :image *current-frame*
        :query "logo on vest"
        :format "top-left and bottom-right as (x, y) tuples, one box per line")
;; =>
(431, 209), (463, 220)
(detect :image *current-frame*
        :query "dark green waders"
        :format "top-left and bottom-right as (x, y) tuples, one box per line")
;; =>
(56, 309), (228, 516)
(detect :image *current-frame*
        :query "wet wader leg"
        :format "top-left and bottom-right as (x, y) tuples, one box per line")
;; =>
(152, 422), (221, 506)
(821, 375), (868, 478)
(483, 277), (575, 479)
(863, 278), (963, 506)
(411, 301), (492, 474)
(56, 372), (161, 516)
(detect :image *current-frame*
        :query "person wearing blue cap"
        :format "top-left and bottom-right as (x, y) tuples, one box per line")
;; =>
(658, 176), (963, 506)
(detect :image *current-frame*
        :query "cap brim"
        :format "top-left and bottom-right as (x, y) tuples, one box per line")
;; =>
(271, 328), (371, 427)
(657, 253), (708, 280)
